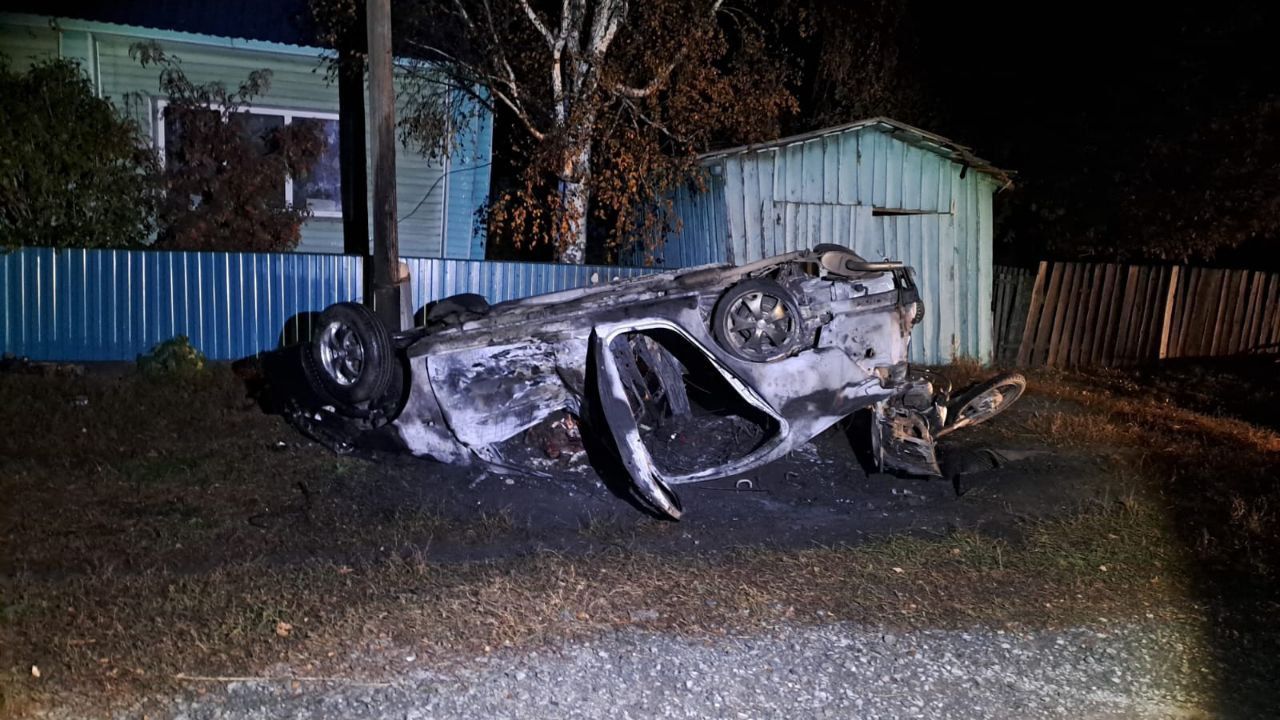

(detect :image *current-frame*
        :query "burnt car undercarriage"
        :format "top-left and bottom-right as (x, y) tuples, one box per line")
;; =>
(286, 247), (1025, 520)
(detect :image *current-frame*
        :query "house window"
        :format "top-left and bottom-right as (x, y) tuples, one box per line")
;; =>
(155, 102), (342, 218)
(291, 117), (342, 215)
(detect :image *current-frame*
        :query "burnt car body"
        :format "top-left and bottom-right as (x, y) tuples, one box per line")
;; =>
(289, 247), (1022, 519)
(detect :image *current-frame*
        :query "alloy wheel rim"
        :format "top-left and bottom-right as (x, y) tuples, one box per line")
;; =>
(318, 321), (365, 386)
(724, 291), (794, 360)
(960, 384), (1014, 421)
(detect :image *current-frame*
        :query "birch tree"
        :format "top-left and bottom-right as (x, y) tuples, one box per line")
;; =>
(384, 0), (795, 263)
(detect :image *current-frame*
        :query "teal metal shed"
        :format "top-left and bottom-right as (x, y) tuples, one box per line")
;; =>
(651, 118), (1011, 364)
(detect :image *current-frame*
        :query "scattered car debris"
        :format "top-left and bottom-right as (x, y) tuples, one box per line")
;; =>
(524, 411), (585, 460)
(788, 442), (825, 465)
(283, 247), (1025, 519)
(944, 447), (1051, 495)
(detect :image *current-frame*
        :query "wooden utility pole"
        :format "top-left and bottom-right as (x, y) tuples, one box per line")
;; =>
(366, 0), (401, 329)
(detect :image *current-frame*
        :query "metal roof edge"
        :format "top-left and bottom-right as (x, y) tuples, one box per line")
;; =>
(699, 116), (1013, 189)
(0, 12), (327, 59)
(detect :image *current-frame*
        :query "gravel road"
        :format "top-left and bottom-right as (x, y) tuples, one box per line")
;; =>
(131, 620), (1215, 720)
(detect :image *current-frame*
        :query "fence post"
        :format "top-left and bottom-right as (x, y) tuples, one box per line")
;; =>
(1016, 261), (1048, 367)
(1158, 266), (1180, 359)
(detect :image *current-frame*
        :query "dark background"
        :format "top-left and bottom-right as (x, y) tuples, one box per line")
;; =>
(908, 0), (1279, 267)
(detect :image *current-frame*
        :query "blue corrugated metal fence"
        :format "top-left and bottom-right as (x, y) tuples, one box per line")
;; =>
(1, 247), (657, 362)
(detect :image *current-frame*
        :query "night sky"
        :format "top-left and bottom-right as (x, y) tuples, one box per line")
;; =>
(911, 0), (1279, 266)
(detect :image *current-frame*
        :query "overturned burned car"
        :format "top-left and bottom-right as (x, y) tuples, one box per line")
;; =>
(287, 246), (1024, 519)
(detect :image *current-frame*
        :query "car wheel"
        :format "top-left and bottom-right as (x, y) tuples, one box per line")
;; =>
(811, 243), (855, 255)
(303, 302), (394, 409)
(423, 292), (490, 326)
(937, 372), (1026, 437)
(712, 278), (803, 362)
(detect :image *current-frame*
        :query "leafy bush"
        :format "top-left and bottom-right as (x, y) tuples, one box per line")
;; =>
(137, 336), (207, 376)
(131, 42), (324, 252)
(0, 56), (160, 250)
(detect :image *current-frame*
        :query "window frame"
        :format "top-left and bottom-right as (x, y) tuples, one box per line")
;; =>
(153, 99), (343, 219)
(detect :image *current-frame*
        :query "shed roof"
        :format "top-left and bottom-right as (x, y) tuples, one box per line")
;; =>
(702, 117), (1012, 189)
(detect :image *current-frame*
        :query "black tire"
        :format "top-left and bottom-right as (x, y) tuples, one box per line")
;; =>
(811, 243), (866, 259)
(423, 292), (490, 326)
(937, 372), (1026, 437)
(303, 302), (394, 409)
(711, 278), (804, 362)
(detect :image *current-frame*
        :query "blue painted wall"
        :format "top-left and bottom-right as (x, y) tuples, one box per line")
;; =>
(0, 247), (657, 362)
(443, 108), (494, 260)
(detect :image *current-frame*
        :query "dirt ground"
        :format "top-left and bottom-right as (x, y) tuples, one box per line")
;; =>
(2, 355), (1279, 717)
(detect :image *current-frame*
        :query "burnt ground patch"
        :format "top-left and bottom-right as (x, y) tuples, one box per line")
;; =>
(0, 362), (1127, 577)
(0, 361), (1120, 576)
(394, 393), (1123, 561)
(226, 387), (1124, 566)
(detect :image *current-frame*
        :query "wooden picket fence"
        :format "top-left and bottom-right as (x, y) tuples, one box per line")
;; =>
(992, 265), (1038, 364)
(993, 261), (1280, 368)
